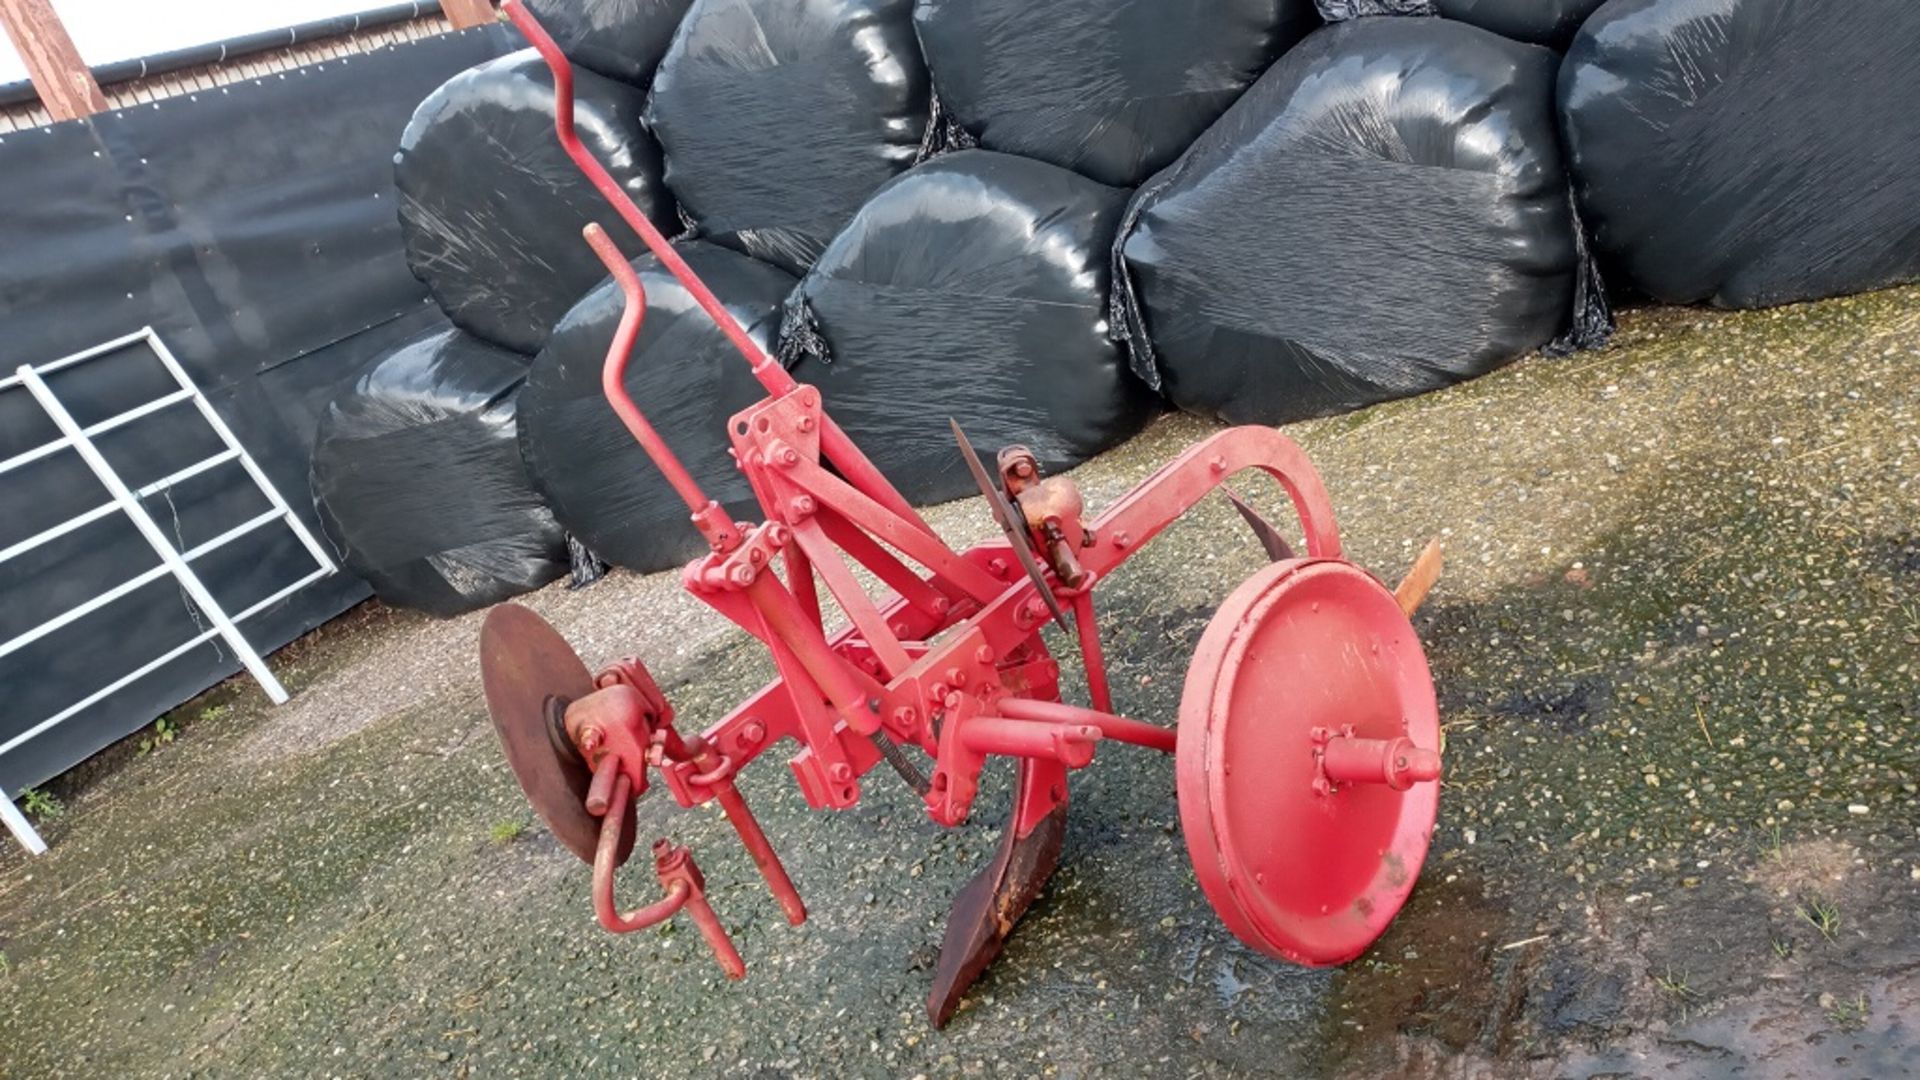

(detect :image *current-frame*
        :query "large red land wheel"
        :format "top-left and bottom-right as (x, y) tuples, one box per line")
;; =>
(1176, 558), (1441, 965)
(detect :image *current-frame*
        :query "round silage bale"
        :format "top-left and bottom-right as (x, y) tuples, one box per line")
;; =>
(645, 0), (928, 275)
(310, 326), (567, 617)
(1114, 18), (1580, 426)
(1560, 0), (1920, 308)
(781, 149), (1159, 505)
(395, 49), (677, 356)
(913, 0), (1320, 187)
(518, 242), (796, 572)
(522, 0), (695, 85)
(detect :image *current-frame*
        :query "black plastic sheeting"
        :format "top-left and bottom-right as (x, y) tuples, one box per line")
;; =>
(1114, 19), (1585, 426)
(311, 325), (569, 617)
(1560, 0), (1920, 309)
(646, 0), (927, 274)
(913, 0), (1319, 188)
(1434, 0), (1606, 47)
(396, 48), (677, 355)
(519, 243), (796, 572)
(781, 150), (1156, 505)
(1318, 0), (1606, 48)
(522, 0), (694, 85)
(1316, 0), (1433, 19)
(0, 26), (517, 793)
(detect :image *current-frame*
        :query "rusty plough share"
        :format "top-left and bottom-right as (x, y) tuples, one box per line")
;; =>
(480, 1), (1447, 1028)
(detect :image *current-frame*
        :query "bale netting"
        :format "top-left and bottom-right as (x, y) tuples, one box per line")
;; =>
(1114, 18), (1586, 427)
(522, 0), (695, 86)
(519, 243), (796, 573)
(395, 49), (677, 356)
(310, 325), (568, 618)
(645, 0), (928, 275)
(780, 150), (1158, 505)
(1560, 0), (1920, 309)
(912, 0), (1320, 188)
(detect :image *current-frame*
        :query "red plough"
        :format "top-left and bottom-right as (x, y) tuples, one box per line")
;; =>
(480, 1), (1447, 1027)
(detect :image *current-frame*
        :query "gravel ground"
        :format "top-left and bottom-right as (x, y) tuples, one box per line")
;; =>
(2, 287), (1916, 1079)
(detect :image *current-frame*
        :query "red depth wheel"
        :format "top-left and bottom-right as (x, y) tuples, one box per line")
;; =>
(1176, 559), (1441, 966)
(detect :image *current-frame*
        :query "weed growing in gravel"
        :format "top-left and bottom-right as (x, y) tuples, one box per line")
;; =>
(137, 717), (179, 757)
(18, 787), (60, 820)
(1826, 992), (1870, 1032)
(1771, 937), (1793, 960)
(1653, 965), (1702, 1021)
(1796, 896), (1840, 942)
(488, 819), (527, 844)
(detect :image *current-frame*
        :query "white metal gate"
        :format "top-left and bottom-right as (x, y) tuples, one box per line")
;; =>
(0, 328), (339, 854)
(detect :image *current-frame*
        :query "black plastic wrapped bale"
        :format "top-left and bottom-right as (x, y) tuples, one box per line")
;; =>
(519, 243), (796, 572)
(311, 326), (568, 617)
(1114, 19), (1580, 426)
(1318, 0), (1605, 48)
(781, 150), (1157, 505)
(1433, 0), (1605, 47)
(1560, 0), (1920, 309)
(395, 49), (677, 356)
(913, 0), (1320, 188)
(645, 0), (928, 274)
(523, 0), (695, 85)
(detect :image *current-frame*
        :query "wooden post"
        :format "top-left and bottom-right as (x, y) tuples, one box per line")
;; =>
(0, 0), (107, 121)
(437, 0), (497, 30)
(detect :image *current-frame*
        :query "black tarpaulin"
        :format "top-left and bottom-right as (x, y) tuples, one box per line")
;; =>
(1560, 0), (1920, 308)
(913, 0), (1320, 188)
(519, 242), (795, 572)
(0, 26), (517, 792)
(645, 0), (928, 274)
(395, 48), (677, 355)
(1114, 18), (1582, 425)
(310, 324), (569, 617)
(522, 0), (695, 85)
(781, 150), (1157, 505)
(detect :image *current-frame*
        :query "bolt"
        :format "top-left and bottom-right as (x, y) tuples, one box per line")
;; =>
(988, 557), (1009, 577)
(892, 706), (917, 728)
(945, 667), (966, 688)
(867, 697), (883, 713)
(930, 595), (950, 615)
(930, 682), (949, 701)
(749, 548), (765, 565)
(974, 644), (995, 665)
(829, 763), (853, 784)
(1209, 456), (1227, 473)
(788, 495), (816, 518)
(797, 415), (815, 432)
(944, 692), (962, 710)
(777, 447), (800, 467)
(1312, 777), (1331, 796)
(891, 620), (910, 636)
(1113, 531), (1133, 550)
(739, 720), (766, 747)
(578, 728), (604, 754)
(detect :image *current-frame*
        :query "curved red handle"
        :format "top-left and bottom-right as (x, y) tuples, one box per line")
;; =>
(590, 765), (747, 979)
